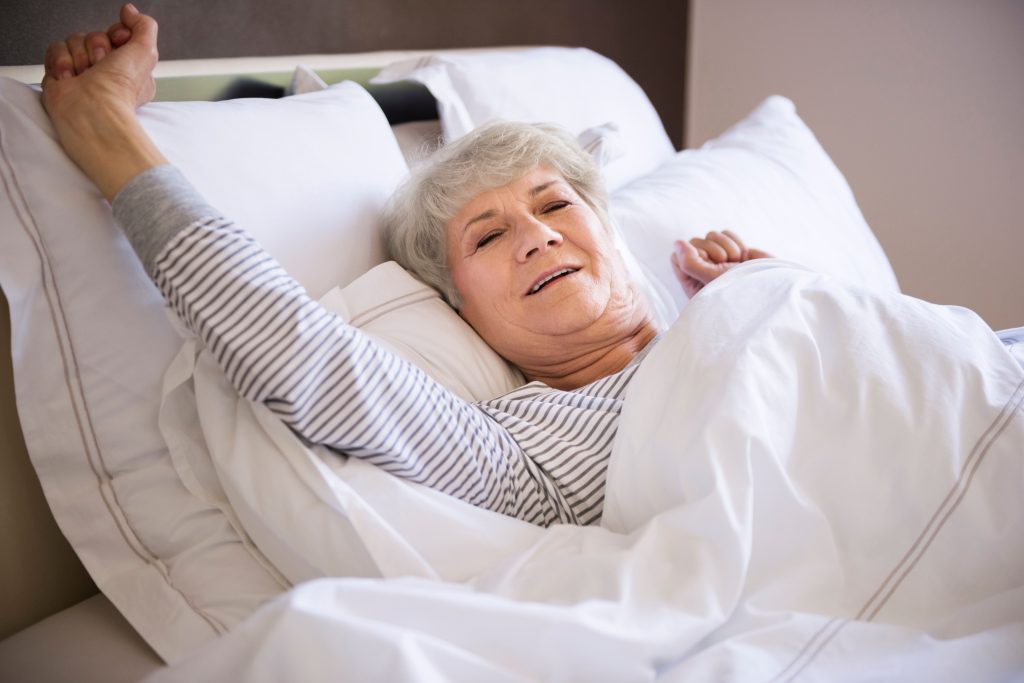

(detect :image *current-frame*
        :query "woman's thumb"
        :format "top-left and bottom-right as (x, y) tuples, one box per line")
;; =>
(674, 240), (720, 284)
(119, 3), (158, 46)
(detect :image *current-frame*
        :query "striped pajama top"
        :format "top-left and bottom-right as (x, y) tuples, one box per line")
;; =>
(113, 166), (648, 527)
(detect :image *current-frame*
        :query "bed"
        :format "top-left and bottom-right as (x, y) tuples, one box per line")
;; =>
(2, 11), (1023, 683)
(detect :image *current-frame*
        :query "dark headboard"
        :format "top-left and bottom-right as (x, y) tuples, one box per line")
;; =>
(0, 0), (688, 148)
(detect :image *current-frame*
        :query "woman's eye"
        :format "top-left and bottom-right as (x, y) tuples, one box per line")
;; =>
(543, 201), (571, 213)
(476, 230), (502, 248)
(540, 201), (573, 215)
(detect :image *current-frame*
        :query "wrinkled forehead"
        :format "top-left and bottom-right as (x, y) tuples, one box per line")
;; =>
(452, 164), (584, 215)
(468, 164), (571, 203)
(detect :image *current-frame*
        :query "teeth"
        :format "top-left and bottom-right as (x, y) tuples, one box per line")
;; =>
(530, 268), (576, 294)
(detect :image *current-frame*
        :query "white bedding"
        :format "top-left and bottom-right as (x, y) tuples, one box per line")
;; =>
(149, 260), (1023, 681)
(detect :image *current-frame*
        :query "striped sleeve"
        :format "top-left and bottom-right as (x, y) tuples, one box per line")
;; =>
(112, 166), (571, 525)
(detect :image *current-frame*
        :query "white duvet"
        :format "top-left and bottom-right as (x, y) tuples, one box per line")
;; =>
(151, 261), (1023, 682)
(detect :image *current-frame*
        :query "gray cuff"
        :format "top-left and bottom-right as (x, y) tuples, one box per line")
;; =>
(111, 165), (221, 277)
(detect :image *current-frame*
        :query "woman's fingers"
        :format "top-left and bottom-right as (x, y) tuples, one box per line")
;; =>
(721, 230), (748, 260)
(85, 31), (112, 65)
(45, 40), (74, 80)
(65, 33), (90, 75)
(675, 240), (722, 284)
(707, 230), (743, 261)
(671, 232), (772, 301)
(690, 236), (729, 264)
(692, 230), (770, 264)
(108, 21), (131, 46)
(44, 30), (113, 81)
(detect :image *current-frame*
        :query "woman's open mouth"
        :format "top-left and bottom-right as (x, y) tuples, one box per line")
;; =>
(527, 267), (579, 295)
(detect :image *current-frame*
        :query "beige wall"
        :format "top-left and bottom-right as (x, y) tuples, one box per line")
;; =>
(687, 0), (1024, 330)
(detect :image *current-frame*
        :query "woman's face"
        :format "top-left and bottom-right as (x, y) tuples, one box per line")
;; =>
(447, 166), (637, 367)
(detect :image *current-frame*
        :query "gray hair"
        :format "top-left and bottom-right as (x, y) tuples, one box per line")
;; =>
(382, 121), (610, 307)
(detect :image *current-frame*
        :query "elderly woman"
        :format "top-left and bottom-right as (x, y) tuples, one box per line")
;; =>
(43, 5), (768, 526)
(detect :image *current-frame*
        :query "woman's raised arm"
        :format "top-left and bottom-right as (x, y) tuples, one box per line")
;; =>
(41, 3), (167, 201)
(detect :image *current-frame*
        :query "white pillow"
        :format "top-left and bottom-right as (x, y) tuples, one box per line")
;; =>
(289, 69), (445, 170)
(0, 77), (407, 661)
(320, 261), (525, 402)
(373, 47), (675, 192)
(610, 96), (899, 317)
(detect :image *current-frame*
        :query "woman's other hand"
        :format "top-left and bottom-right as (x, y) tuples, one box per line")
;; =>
(671, 230), (772, 298)
(39, 4), (167, 202)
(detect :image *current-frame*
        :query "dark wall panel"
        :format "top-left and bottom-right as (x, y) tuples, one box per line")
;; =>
(1, 0), (687, 147)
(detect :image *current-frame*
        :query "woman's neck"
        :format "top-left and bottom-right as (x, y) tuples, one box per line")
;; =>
(519, 317), (660, 391)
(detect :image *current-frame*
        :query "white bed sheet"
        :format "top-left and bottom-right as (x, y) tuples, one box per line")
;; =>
(148, 260), (1024, 681)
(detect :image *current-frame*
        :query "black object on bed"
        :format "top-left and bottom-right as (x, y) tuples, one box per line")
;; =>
(214, 77), (439, 126)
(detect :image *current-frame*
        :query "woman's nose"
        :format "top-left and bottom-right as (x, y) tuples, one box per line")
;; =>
(516, 218), (564, 262)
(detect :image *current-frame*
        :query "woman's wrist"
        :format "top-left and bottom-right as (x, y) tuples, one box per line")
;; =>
(51, 95), (167, 202)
